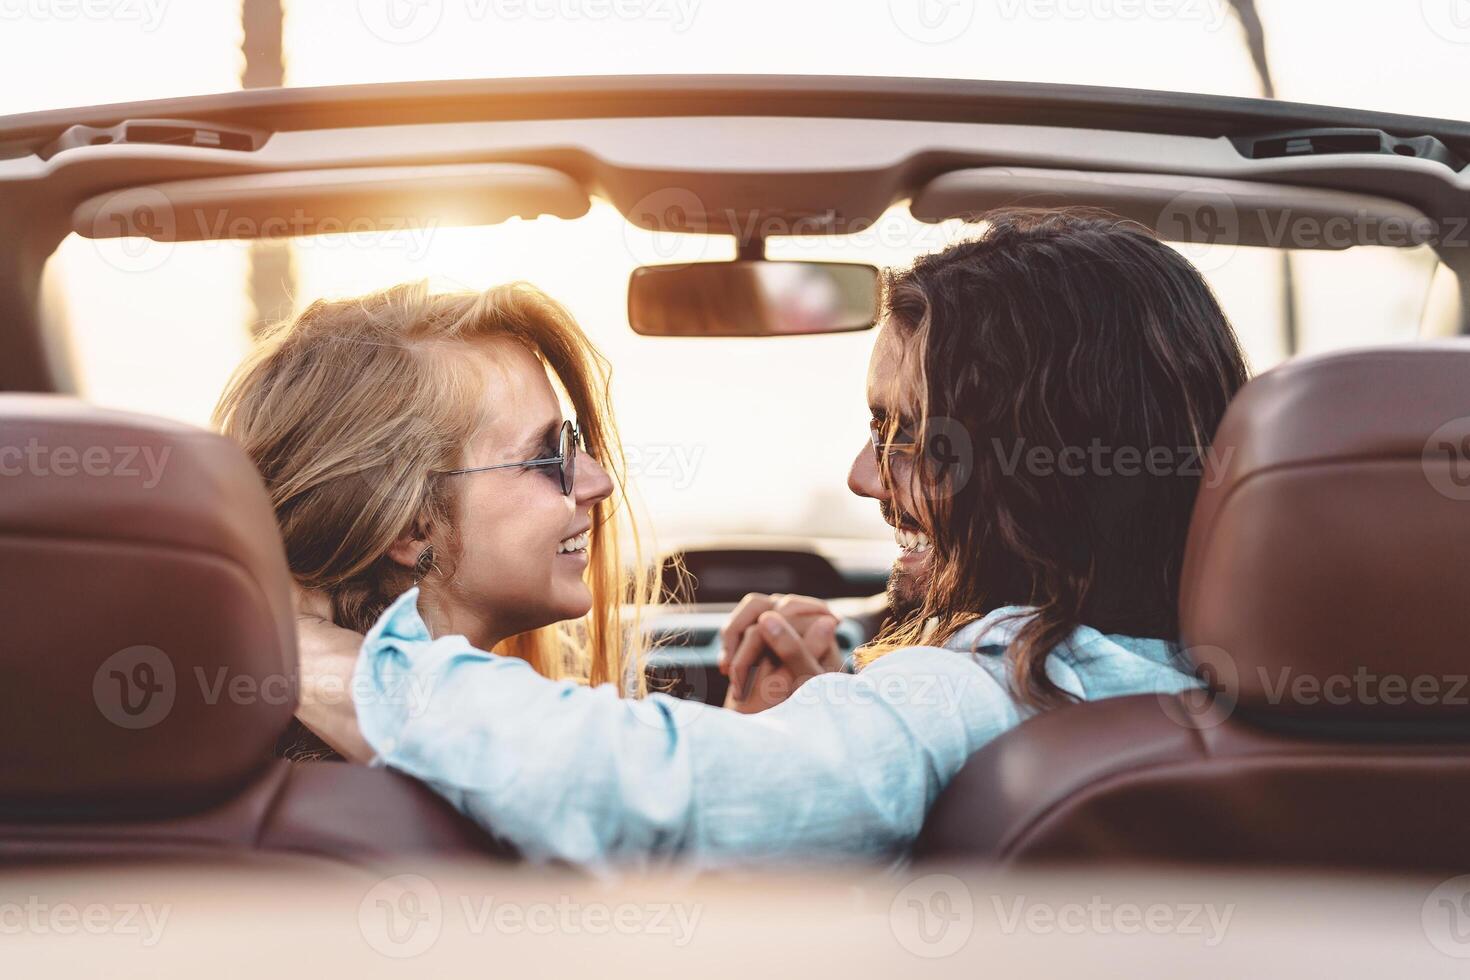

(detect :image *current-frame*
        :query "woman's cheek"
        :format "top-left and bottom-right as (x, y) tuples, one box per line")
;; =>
(460, 479), (569, 586)
(501, 489), (561, 570)
(459, 487), (523, 572)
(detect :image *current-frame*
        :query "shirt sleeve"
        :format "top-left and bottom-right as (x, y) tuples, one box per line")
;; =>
(353, 590), (1015, 874)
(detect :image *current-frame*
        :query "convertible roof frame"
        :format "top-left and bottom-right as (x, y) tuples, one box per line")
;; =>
(1, 76), (1467, 394)
(4, 75), (1470, 156)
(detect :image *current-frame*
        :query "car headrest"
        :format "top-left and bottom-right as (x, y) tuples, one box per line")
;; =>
(0, 395), (297, 816)
(1181, 342), (1470, 721)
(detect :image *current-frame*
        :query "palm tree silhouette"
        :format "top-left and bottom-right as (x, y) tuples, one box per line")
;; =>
(240, 0), (295, 337)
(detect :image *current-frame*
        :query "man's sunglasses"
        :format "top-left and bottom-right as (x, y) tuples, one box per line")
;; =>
(869, 419), (917, 460)
(439, 419), (582, 495)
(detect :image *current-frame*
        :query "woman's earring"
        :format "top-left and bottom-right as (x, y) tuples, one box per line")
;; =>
(413, 546), (435, 586)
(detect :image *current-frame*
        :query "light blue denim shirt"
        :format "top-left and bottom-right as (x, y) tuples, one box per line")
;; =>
(353, 588), (1200, 873)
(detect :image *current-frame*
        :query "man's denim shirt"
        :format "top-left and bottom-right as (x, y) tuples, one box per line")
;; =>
(354, 588), (1200, 873)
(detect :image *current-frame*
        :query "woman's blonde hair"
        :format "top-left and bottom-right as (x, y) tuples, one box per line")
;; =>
(213, 280), (649, 692)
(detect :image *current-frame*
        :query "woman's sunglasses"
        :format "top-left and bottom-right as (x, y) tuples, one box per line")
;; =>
(440, 419), (582, 496)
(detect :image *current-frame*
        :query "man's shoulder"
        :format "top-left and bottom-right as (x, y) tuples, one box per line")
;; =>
(863, 643), (997, 671)
(856, 645), (1018, 709)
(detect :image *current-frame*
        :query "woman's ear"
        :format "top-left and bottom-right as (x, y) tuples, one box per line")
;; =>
(386, 524), (432, 572)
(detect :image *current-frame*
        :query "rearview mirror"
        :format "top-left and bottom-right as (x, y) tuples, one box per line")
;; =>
(628, 261), (880, 337)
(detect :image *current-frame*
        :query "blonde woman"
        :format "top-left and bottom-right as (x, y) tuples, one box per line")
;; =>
(214, 281), (650, 760)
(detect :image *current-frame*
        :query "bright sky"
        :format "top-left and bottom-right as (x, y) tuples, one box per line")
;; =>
(4, 0), (1467, 549)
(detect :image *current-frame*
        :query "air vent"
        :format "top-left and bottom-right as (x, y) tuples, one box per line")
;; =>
(40, 118), (270, 159)
(1232, 128), (1465, 171)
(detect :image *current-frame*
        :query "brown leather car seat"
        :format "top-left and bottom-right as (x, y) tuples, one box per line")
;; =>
(915, 342), (1470, 872)
(0, 395), (508, 864)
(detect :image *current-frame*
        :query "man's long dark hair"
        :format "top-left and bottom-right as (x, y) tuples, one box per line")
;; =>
(864, 209), (1250, 709)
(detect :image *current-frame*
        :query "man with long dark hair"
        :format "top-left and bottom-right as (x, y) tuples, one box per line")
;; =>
(722, 208), (1249, 713)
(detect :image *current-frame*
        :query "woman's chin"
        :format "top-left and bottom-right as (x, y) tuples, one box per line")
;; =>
(549, 581), (594, 622)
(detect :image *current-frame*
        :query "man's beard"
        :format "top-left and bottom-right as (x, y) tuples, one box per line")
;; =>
(886, 566), (921, 621)
(881, 499), (931, 622)
(885, 552), (930, 623)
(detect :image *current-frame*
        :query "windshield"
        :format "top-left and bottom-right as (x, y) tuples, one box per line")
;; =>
(0, 2), (1466, 123)
(12, 3), (1462, 559)
(44, 204), (1447, 553)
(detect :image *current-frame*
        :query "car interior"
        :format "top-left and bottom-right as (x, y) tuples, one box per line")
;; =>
(3, 72), (1470, 968)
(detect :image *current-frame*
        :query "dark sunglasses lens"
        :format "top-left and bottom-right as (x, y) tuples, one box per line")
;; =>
(560, 421), (576, 495)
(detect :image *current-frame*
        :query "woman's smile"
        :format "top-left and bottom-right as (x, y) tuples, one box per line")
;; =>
(556, 528), (591, 564)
